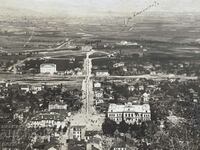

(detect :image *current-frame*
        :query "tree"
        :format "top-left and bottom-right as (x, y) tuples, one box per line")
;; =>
(118, 120), (129, 133)
(140, 122), (147, 137)
(130, 122), (140, 132)
(53, 125), (57, 132)
(102, 118), (117, 136)
(12, 118), (21, 125)
(63, 126), (67, 133)
(58, 126), (62, 132)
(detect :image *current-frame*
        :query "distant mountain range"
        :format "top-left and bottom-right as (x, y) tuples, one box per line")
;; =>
(0, 6), (200, 19)
(0, 7), (46, 18)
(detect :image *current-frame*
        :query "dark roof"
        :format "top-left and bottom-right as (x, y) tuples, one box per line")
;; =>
(44, 145), (59, 150)
(95, 70), (109, 73)
(49, 101), (67, 105)
(112, 141), (126, 148)
(40, 63), (56, 68)
(92, 146), (100, 150)
(68, 140), (86, 150)
(85, 131), (98, 136)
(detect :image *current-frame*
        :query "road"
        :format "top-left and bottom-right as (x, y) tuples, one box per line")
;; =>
(98, 74), (198, 80)
(83, 50), (95, 114)
(69, 50), (105, 133)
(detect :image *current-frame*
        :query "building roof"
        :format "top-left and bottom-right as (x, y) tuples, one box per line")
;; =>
(68, 140), (86, 150)
(31, 112), (65, 121)
(108, 103), (150, 113)
(40, 63), (56, 68)
(85, 131), (98, 136)
(112, 141), (126, 148)
(20, 84), (30, 88)
(95, 70), (109, 73)
(49, 101), (67, 106)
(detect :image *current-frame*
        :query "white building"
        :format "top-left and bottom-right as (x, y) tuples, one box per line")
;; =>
(69, 125), (86, 141)
(40, 63), (57, 75)
(142, 92), (150, 103)
(20, 85), (31, 93)
(48, 101), (68, 111)
(31, 85), (42, 94)
(95, 99), (104, 105)
(94, 82), (101, 88)
(113, 62), (125, 68)
(94, 90), (104, 99)
(81, 45), (92, 51)
(108, 103), (151, 124)
(128, 85), (135, 91)
(27, 112), (66, 128)
(95, 70), (110, 76)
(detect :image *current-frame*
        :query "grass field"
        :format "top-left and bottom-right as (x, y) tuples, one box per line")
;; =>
(0, 13), (200, 59)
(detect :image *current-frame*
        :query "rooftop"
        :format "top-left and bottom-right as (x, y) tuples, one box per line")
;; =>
(31, 112), (65, 121)
(85, 131), (98, 136)
(112, 141), (126, 148)
(40, 63), (56, 68)
(95, 70), (109, 73)
(68, 140), (86, 150)
(49, 101), (67, 106)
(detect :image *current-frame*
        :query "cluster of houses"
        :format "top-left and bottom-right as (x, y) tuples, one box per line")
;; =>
(0, 81), (44, 99)
(0, 124), (26, 150)
(27, 111), (67, 128)
(20, 84), (43, 94)
(40, 63), (83, 76)
(28, 101), (69, 129)
(93, 82), (114, 112)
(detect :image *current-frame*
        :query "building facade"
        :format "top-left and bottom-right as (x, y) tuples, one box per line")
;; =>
(95, 70), (110, 76)
(69, 126), (86, 141)
(27, 112), (66, 128)
(40, 64), (57, 75)
(48, 101), (68, 111)
(108, 103), (151, 124)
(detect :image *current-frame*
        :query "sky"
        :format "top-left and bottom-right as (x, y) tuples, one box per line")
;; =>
(0, 0), (199, 16)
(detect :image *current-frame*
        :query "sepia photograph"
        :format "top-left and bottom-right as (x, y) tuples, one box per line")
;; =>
(0, 0), (200, 149)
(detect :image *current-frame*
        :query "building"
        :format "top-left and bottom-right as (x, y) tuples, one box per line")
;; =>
(31, 85), (43, 94)
(85, 131), (98, 141)
(108, 103), (151, 124)
(68, 140), (86, 150)
(0, 124), (25, 150)
(95, 70), (110, 76)
(69, 125), (86, 141)
(45, 147), (58, 150)
(142, 92), (150, 103)
(40, 63), (57, 75)
(95, 99), (104, 106)
(81, 45), (92, 51)
(28, 112), (67, 128)
(0, 111), (11, 124)
(94, 90), (104, 99)
(128, 85), (135, 91)
(48, 101), (68, 111)
(111, 141), (127, 150)
(113, 62), (125, 68)
(20, 84), (30, 93)
(139, 85), (145, 91)
(94, 82), (101, 89)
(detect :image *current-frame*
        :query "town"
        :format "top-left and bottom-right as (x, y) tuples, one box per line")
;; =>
(1, 0), (200, 150)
